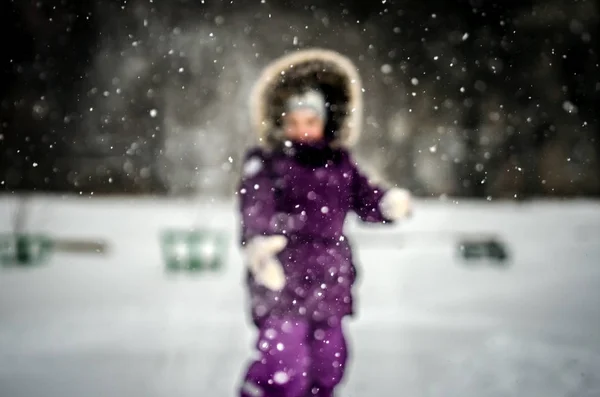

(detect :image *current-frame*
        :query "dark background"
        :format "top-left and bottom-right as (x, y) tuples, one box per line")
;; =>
(1, 0), (598, 198)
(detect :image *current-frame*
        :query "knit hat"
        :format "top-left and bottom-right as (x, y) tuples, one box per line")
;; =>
(284, 89), (327, 121)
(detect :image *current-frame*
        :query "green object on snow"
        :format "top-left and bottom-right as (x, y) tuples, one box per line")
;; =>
(458, 239), (509, 264)
(0, 233), (108, 268)
(160, 228), (228, 272)
(0, 234), (53, 267)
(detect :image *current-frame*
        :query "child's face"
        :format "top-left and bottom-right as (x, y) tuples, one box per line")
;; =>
(283, 109), (325, 143)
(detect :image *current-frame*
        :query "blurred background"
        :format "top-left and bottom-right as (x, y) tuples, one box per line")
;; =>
(1, 0), (598, 198)
(1, 1), (600, 397)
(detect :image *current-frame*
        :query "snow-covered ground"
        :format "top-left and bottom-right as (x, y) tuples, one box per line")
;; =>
(1, 195), (599, 397)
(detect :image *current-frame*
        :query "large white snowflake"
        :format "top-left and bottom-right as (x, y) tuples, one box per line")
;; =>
(243, 156), (263, 178)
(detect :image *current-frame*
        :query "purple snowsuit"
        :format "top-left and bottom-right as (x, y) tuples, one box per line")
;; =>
(238, 144), (392, 397)
(237, 48), (394, 397)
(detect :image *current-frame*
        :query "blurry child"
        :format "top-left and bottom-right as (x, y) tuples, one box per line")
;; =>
(237, 49), (412, 397)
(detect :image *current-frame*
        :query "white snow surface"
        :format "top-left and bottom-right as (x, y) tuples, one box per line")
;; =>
(1, 195), (600, 397)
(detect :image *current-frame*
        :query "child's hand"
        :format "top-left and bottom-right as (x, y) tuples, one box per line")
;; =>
(244, 235), (287, 291)
(379, 188), (412, 220)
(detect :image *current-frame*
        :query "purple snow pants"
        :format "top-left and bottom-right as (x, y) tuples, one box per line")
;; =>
(239, 317), (348, 397)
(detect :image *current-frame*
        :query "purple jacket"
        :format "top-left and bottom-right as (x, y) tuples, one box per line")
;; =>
(238, 143), (392, 326)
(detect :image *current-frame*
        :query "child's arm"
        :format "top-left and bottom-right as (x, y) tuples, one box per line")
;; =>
(237, 147), (287, 291)
(237, 148), (279, 246)
(348, 154), (411, 224)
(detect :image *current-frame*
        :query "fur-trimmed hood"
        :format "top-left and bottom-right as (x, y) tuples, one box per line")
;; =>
(249, 48), (363, 148)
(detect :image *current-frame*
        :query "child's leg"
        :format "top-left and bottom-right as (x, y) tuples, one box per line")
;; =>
(306, 321), (348, 397)
(240, 317), (311, 397)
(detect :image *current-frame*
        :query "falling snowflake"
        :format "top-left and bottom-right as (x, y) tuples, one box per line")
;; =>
(273, 371), (289, 384)
(244, 157), (263, 177)
(314, 329), (326, 340)
(264, 328), (278, 340)
(562, 101), (577, 114)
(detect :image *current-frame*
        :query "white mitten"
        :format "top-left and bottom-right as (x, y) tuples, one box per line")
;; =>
(244, 235), (287, 291)
(379, 188), (412, 220)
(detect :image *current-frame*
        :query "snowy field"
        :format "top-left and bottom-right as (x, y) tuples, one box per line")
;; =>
(1, 195), (600, 397)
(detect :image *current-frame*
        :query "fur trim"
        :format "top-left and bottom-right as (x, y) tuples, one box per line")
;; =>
(249, 48), (363, 148)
